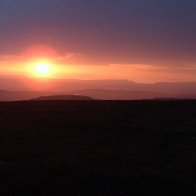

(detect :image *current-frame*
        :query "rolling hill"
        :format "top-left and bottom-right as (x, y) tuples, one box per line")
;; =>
(0, 77), (196, 100)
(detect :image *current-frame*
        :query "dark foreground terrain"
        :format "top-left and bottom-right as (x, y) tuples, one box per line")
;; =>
(0, 100), (196, 195)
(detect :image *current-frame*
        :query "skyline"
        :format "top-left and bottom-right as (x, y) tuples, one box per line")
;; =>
(0, 0), (196, 82)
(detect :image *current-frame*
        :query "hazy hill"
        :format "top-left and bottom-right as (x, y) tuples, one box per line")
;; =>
(72, 89), (169, 100)
(0, 90), (52, 101)
(32, 95), (93, 101)
(51, 79), (196, 95)
(0, 77), (196, 100)
(0, 77), (196, 94)
(0, 89), (169, 101)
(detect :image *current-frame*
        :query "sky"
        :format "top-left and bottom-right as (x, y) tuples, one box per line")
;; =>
(0, 0), (196, 83)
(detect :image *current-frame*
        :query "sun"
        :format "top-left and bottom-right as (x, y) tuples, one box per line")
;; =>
(34, 62), (52, 77)
(36, 63), (50, 75)
(25, 58), (59, 79)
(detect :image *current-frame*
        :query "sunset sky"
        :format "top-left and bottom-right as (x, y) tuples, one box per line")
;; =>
(0, 0), (196, 83)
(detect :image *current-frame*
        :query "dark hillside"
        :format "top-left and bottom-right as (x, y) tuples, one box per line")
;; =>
(0, 100), (196, 195)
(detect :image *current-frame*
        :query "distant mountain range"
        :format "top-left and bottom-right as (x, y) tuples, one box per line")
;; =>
(0, 77), (196, 101)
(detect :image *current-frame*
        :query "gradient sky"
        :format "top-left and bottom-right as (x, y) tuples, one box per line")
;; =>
(0, 0), (196, 82)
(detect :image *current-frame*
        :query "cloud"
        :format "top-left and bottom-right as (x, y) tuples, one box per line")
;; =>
(55, 52), (83, 65)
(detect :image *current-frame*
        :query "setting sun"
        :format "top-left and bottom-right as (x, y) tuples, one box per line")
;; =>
(30, 61), (54, 78)
(35, 63), (50, 75)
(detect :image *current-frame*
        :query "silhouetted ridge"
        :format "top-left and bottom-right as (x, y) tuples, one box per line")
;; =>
(32, 95), (94, 100)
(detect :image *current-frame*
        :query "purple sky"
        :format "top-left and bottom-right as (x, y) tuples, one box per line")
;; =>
(0, 0), (196, 82)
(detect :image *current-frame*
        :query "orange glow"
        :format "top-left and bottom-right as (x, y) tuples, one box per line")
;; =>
(1, 45), (196, 83)
(25, 60), (58, 78)
(22, 45), (58, 59)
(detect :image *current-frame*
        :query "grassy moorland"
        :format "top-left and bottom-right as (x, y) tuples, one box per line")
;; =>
(0, 100), (196, 195)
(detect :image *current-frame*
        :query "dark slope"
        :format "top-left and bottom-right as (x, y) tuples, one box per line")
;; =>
(0, 100), (196, 195)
